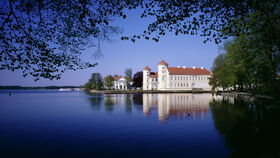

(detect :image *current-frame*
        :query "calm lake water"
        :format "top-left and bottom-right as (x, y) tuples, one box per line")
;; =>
(0, 90), (279, 158)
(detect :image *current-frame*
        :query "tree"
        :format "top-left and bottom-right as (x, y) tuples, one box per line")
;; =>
(84, 73), (103, 91)
(125, 68), (132, 79)
(120, 1), (279, 43)
(0, 0), (126, 80)
(125, 68), (132, 89)
(209, 53), (235, 91)
(210, 35), (280, 96)
(2, 0), (279, 84)
(104, 75), (114, 89)
(132, 71), (143, 88)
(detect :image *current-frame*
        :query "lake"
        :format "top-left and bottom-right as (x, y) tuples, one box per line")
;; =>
(0, 90), (279, 158)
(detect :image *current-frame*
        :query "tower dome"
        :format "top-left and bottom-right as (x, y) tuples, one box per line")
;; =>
(158, 60), (168, 66)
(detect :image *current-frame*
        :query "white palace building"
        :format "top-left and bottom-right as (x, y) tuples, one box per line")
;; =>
(143, 60), (212, 90)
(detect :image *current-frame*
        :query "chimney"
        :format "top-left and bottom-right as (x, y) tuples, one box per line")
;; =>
(183, 66), (186, 69)
(201, 67), (204, 69)
(192, 66), (195, 69)
(177, 66), (180, 68)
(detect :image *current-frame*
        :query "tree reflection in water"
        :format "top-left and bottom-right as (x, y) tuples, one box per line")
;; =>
(210, 98), (280, 158)
(88, 93), (280, 157)
(132, 94), (143, 111)
(88, 94), (103, 110)
(103, 94), (134, 113)
(104, 95), (115, 113)
(125, 94), (132, 114)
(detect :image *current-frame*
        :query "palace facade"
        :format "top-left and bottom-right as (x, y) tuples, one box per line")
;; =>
(113, 75), (127, 90)
(143, 60), (212, 90)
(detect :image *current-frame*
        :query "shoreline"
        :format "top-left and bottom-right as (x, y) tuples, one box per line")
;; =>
(89, 90), (279, 101)
(89, 90), (215, 94)
(219, 92), (277, 101)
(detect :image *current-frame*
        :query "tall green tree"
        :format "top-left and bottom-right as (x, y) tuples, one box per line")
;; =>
(125, 68), (132, 89)
(84, 73), (103, 91)
(104, 75), (114, 89)
(132, 71), (143, 88)
(210, 34), (280, 96)
(125, 68), (132, 79)
(209, 54), (234, 91)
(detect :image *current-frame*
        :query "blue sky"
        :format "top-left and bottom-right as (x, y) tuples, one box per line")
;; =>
(0, 9), (222, 86)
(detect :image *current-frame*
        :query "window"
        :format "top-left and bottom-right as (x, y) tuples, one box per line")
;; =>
(192, 83), (195, 88)
(198, 77), (200, 80)
(171, 76), (172, 80)
(162, 77), (164, 81)
(162, 67), (164, 69)
(162, 70), (164, 73)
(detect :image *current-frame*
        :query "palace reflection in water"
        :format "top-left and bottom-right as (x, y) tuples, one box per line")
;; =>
(100, 93), (280, 157)
(1, 91), (279, 158)
(143, 93), (224, 121)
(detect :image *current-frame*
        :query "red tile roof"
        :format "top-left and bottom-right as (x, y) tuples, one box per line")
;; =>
(158, 60), (168, 65)
(143, 66), (151, 71)
(150, 72), (158, 78)
(113, 75), (123, 81)
(168, 67), (211, 75)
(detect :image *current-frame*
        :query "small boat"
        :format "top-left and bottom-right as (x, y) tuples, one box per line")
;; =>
(58, 88), (73, 91)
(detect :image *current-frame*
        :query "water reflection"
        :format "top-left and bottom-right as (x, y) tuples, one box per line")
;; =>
(210, 98), (280, 158)
(103, 94), (134, 113)
(143, 93), (223, 121)
(2, 91), (280, 158)
(88, 94), (103, 110)
(125, 94), (132, 113)
(104, 95), (115, 112)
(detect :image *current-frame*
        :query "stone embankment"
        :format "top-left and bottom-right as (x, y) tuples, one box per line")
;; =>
(219, 92), (275, 102)
(90, 90), (214, 94)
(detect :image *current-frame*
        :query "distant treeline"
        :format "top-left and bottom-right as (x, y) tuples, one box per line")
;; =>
(0, 86), (81, 90)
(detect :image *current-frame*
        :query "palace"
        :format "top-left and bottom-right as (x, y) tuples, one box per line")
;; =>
(143, 60), (212, 90)
(113, 75), (128, 90)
